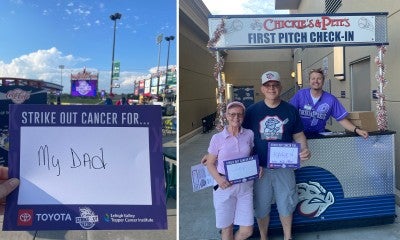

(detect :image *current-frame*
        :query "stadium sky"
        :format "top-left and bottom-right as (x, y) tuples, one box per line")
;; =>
(0, 0), (176, 94)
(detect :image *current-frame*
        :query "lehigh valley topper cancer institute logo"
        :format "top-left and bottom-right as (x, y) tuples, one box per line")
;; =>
(17, 209), (33, 226)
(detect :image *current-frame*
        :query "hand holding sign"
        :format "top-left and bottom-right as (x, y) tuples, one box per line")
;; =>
(0, 167), (19, 214)
(0, 167), (19, 199)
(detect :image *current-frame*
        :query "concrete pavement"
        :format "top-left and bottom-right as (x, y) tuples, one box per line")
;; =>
(179, 130), (400, 240)
(0, 133), (177, 240)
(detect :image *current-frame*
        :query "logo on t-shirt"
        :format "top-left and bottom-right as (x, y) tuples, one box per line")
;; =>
(259, 116), (288, 140)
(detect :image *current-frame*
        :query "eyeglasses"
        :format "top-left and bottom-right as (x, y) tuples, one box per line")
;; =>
(227, 112), (243, 118)
(263, 84), (280, 89)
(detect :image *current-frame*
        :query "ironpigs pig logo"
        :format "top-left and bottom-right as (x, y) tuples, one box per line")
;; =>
(297, 181), (334, 218)
(260, 116), (288, 140)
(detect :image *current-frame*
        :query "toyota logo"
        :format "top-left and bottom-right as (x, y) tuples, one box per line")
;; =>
(19, 213), (32, 222)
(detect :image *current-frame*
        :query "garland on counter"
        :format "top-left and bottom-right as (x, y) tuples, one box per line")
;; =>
(207, 19), (226, 131)
(375, 45), (388, 131)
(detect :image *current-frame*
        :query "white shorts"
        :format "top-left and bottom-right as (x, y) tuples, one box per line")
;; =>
(213, 181), (254, 228)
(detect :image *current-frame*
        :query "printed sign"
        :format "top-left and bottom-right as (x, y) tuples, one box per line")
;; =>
(191, 163), (214, 192)
(224, 155), (259, 184)
(113, 61), (120, 79)
(267, 142), (300, 168)
(208, 12), (388, 49)
(233, 86), (254, 108)
(4, 105), (167, 230)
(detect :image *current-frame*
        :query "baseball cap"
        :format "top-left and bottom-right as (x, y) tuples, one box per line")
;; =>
(226, 101), (246, 112)
(261, 71), (280, 85)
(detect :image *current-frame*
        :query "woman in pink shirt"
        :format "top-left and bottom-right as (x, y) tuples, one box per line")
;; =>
(206, 101), (255, 240)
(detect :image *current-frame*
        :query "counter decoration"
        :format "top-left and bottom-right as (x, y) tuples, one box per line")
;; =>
(207, 18), (226, 131)
(375, 45), (388, 131)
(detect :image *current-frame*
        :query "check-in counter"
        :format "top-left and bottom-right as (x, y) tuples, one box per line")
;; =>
(269, 130), (396, 233)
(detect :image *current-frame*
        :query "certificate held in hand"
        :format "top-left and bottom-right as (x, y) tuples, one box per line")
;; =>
(223, 155), (259, 184)
(267, 142), (300, 169)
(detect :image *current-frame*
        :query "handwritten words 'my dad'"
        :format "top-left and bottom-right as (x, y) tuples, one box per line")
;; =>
(37, 145), (107, 176)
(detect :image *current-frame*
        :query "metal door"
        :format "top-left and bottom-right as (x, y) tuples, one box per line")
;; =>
(350, 58), (371, 111)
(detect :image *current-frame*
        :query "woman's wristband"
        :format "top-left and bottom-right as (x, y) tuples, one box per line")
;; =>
(354, 126), (360, 133)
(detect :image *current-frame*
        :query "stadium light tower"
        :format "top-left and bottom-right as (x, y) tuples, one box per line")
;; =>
(156, 34), (163, 95)
(156, 34), (163, 75)
(109, 12), (122, 96)
(164, 35), (175, 85)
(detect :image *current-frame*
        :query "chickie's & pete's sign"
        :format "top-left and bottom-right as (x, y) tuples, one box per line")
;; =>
(208, 12), (388, 49)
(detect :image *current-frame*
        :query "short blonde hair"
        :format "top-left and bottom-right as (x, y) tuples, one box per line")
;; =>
(309, 68), (325, 81)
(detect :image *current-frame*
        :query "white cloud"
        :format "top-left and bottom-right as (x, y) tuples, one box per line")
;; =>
(0, 47), (81, 78)
(118, 72), (150, 89)
(0, 47), (164, 95)
(74, 8), (90, 16)
(0, 47), (90, 91)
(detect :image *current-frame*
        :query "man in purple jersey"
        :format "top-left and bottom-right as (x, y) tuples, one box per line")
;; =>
(290, 68), (368, 138)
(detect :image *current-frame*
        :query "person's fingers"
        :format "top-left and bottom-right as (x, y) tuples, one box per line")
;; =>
(0, 167), (8, 180)
(259, 167), (264, 178)
(300, 149), (309, 160)
(363, 131), (369, 139)
(221, 182), (230, 189)
(200, 155), (208, 165)
(0, 178), (19, 199)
